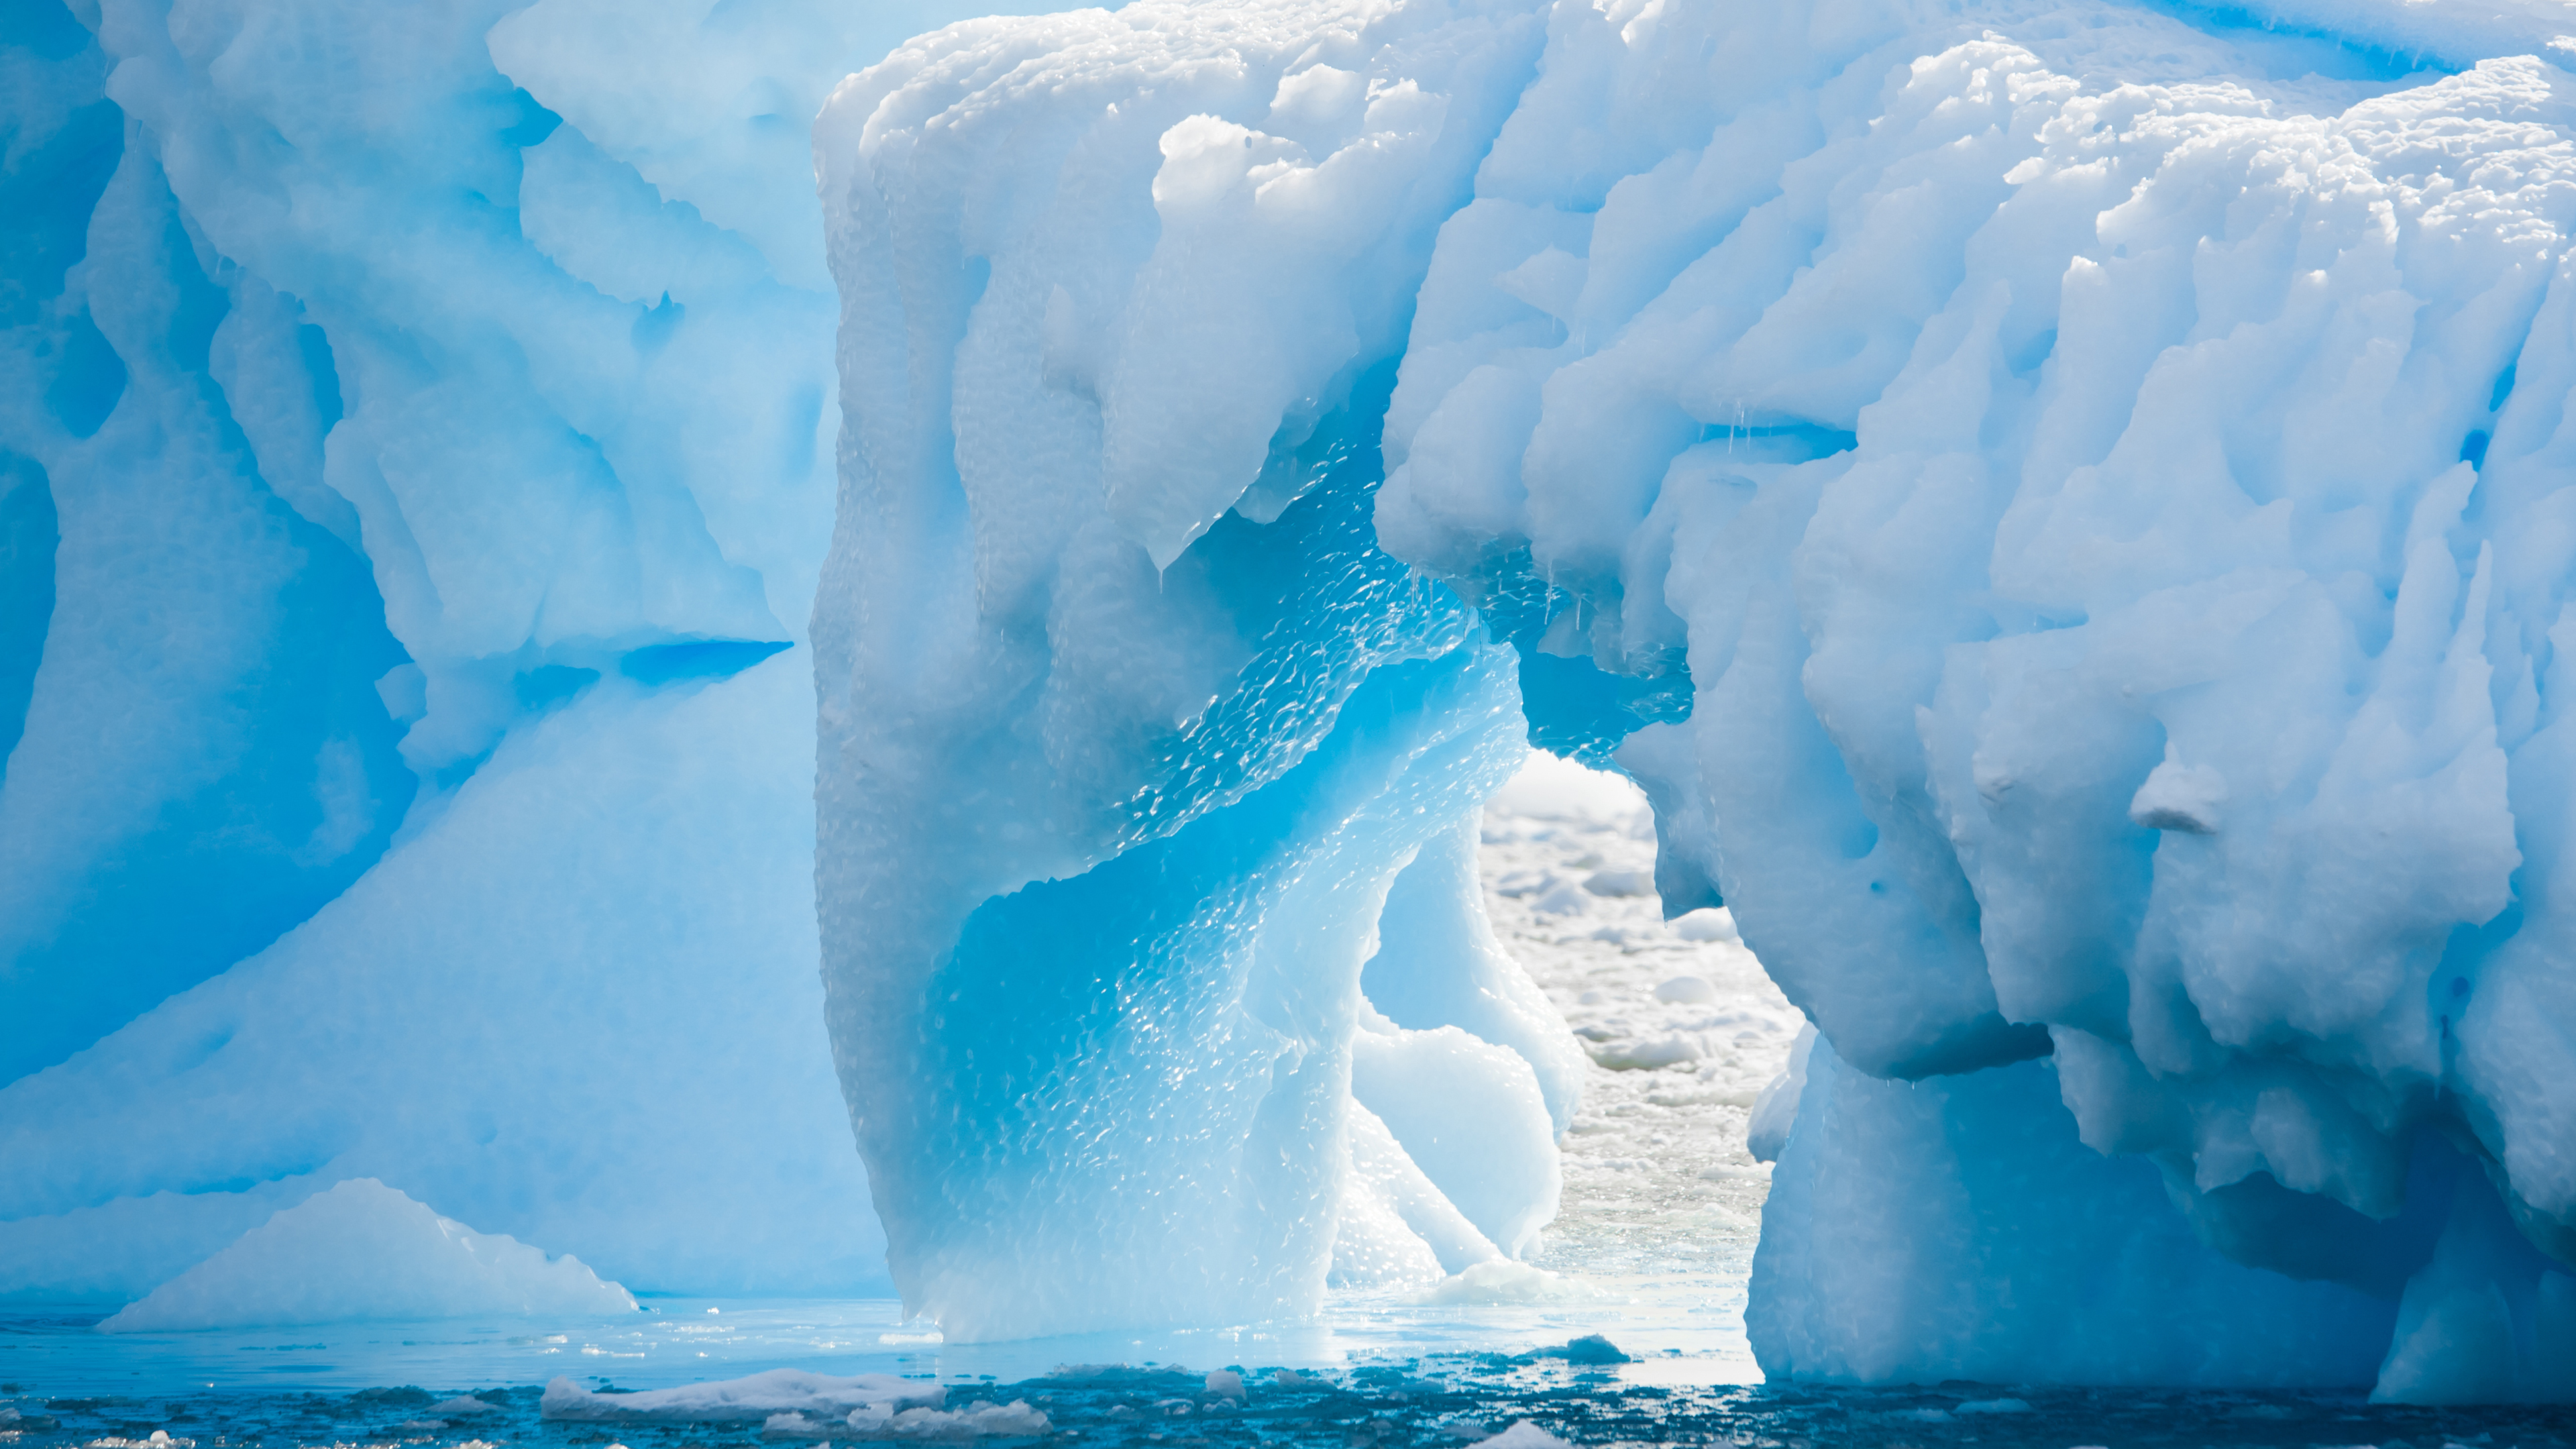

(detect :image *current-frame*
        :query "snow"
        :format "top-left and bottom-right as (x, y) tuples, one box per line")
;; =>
(97, 1179), (635, 1332)
(818, 0), (2576, 1401)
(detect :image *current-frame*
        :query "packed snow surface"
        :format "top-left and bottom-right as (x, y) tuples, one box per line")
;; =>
(818, 0), (2576, 1402)
(97, 1179), (635, 1332)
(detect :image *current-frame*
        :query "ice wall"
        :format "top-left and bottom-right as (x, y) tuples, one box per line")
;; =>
(0, 0), (1067, 1301)
(812, 0), (1577, 1339)
(820, 0), (2576, 1396)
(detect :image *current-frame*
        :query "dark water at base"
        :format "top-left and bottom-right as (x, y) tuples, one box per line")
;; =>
(7, 1366), (2576, 1449)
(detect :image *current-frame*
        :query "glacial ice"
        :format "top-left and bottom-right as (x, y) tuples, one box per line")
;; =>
(11, 0), (2576, 1405)
(0, 0), (1077, 1300)
(97, 1179), (635, 1332)
(817, 0), (2576, 1401)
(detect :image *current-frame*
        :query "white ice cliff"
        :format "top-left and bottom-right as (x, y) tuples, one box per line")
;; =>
(816, 0), (2576, 1399)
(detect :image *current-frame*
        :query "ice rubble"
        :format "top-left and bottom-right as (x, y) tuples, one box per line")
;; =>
(0, 0), (1059, 1300)
(538, 1368), (944, 1424)
(541, 1371), (1051, 1440)
(97, 1179), (635, 1332)
(819, 0), (2576, 1399)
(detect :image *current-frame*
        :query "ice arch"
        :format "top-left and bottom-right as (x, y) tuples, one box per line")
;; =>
(816, 0), (2576, 1396)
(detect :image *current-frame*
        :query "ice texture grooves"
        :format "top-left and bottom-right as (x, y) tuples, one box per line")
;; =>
(818, 0), (2576, 1399)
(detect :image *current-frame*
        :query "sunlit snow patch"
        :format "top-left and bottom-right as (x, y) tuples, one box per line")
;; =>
(97, 1179), (635, 1331)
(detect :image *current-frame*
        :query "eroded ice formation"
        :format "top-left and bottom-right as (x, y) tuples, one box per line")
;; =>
(819, 0), (2576, 1396)
(0, 0), (1054, 1303)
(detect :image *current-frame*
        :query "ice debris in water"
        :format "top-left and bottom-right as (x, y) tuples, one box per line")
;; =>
(541, 1370), (943, 1424)
(97, 1179), (635, 1332)
(1413, 1259), (1601, 1306)
(1468, 1424), (1572, 1449)
(816, 0), (2576, 1403)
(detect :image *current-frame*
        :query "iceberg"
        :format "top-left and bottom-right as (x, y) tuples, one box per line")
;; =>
(98, 1178), (635, 1332)
(817, 0), (2576, 1398)
(11, 0), (2576, 1401)
(0, 0), (1071, 1300)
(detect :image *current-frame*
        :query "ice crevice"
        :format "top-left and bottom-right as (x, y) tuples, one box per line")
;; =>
(816, 0), (2576, 1399)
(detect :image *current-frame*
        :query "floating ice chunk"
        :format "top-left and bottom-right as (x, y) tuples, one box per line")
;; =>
(96, 1180), (633, 1332)
(542, 1369), (941, 1423)
(1485, 751), (1650, 828)
(1203, 1371), (1245, 1401)
(427, 1398), (500, 1418)
(1654, 975), (1717, 1004)
(1670, 909), (1737, 943)
(1468, 1422), (1572, 1449)
(1530, 881), (1589, 916)
(1581, 868), (1654, 898)
(1332, 1100), (1497, 1285)
(1351, 1023), (1559, 1258)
